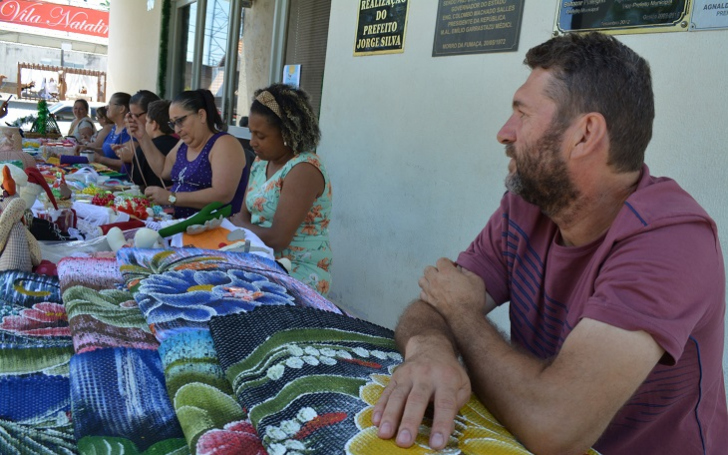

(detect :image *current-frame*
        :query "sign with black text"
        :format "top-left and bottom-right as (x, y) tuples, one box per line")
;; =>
(556, 0), (690, 34)
(433, 0), (524, 56)
(354, 0), (409, 56)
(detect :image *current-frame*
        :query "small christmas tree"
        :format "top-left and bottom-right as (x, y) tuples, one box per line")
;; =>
(30, 100), (61, 137)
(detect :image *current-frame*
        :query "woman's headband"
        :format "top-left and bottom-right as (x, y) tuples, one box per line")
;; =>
(255, 90), (282, 119)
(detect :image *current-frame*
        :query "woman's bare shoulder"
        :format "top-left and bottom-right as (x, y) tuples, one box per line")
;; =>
(210, 133), (245, 155)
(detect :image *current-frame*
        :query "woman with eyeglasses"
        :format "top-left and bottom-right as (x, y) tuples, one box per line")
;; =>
(67, 99), (96, 142)
(127, 88), (246, 219)
(229, 84), (333, 296)
(79, 92), (132, 172)
(115, 91), (177, 190)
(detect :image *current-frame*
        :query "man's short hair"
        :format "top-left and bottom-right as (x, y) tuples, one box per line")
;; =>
(525, 32), (654, 173)
(147, 100), (173, 135)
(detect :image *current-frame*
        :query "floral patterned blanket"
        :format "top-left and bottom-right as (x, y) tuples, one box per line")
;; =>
(0, 250), (601, 455)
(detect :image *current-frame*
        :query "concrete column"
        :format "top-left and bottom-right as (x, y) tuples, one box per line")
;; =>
(107, 2), (163, 96)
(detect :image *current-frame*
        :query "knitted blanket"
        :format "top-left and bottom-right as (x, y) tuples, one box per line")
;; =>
(209, 306), (603, 455)
(0, 251), (602, 455)
(58, 256), (187, 454)
(0, 270), (76, 454)
(117, 248), (341, 454)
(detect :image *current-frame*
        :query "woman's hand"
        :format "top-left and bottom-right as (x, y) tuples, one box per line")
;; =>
(144, 186), (173, 206)
(112, 142), (135, 163)
(229, 210), (252, 228)
(126, 112), (147, 141)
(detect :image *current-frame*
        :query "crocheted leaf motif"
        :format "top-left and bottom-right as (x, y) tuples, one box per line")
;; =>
(0, 413), (76, 455)
(173, 383), (244, 426)
(249, 375), (365, 426)
(0, 346), (72, 375)
(77, 435), (190, 454)
(173, 382), (245, 449)
(63, 286), (149, 330)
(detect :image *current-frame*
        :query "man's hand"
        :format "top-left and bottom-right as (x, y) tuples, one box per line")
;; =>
(373, 334), (471, 450)
(419, 258), (487, 320)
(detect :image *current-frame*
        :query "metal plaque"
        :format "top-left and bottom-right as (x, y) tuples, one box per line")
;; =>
(555, 0), (691, 35)
(354, 0), (410, 56)
(691, 0), (728, 30)
(433, 0), (525, 56)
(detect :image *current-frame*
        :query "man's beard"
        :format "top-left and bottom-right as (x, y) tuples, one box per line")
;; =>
(505, 126), (580, 218)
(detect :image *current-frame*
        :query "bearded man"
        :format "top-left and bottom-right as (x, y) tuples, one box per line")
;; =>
(374, 32), (728, 454)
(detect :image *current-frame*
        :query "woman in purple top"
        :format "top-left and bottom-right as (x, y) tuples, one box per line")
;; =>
(127, 89), (247, 219)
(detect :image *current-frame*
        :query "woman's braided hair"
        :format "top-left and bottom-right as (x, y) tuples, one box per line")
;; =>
(250, 83), (321, 154)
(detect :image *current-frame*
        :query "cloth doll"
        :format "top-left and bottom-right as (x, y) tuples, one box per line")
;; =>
(0, 167), (42, 272)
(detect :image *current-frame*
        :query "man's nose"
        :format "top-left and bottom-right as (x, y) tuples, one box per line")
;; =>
(497, 115), (516, 144)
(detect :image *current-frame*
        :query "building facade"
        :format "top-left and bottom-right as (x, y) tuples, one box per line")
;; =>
(115, 0), (728, 382)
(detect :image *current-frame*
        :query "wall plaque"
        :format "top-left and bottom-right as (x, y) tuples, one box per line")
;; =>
(432, 0), (525, 56)
(354, 0), (409, 56)
(556, 0), (690, 34)
(691, 0), (728, 30)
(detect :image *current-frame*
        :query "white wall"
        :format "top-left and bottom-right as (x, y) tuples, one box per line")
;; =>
(107, 2), (162, 96)
(318, 0), (728, 376)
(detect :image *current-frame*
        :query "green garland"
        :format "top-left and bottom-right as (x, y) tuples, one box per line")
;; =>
(157, 0), (172, 98)
(36, 100), (48, 135)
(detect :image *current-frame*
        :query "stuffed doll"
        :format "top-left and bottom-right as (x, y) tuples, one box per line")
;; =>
(0, 164), (58, 212)
(0, 126), (36, 169)
(0, 167), (42, 272)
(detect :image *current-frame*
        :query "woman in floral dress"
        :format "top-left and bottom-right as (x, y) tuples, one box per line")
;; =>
(230, 84), (332, 296)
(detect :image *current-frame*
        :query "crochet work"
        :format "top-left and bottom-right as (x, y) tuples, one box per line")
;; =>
(0, 252), (602, 455)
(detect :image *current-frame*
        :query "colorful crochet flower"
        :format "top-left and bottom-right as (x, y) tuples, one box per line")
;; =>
(0, 302), (70, 337)
(137, 268), (295, 326)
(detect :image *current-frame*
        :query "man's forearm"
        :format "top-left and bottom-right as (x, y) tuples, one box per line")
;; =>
(448, 313), (545, 418)
(445, 313), (618, 455)
(394, 299), (458, 356)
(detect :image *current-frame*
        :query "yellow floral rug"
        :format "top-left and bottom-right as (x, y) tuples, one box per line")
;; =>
(210, 305), (601, 455)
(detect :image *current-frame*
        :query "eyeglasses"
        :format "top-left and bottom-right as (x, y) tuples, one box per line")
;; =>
(130, 111), (146, 119)
(167, 114), (190, 130)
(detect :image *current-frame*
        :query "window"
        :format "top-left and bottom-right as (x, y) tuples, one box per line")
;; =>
(169, 0), (243, 125)
(167, 0), (332, 136)
(282, 0), (331, 116)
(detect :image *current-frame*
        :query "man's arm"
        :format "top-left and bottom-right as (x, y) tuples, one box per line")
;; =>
(373, 260), (497, 450)
(422, 258), (664, 455)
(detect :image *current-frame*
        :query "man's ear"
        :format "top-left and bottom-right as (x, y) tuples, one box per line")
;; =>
(568, 112), (608, 160)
